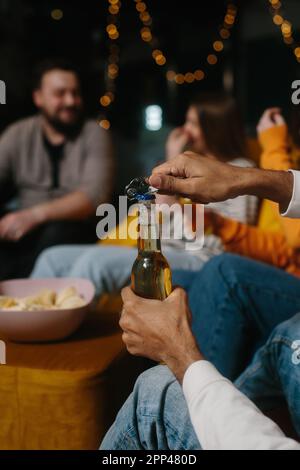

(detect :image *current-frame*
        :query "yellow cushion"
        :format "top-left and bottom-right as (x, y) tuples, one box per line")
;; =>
(0, 295), (145, 450)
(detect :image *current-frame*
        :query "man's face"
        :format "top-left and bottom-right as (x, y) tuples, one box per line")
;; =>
(33, 69), (83, 130)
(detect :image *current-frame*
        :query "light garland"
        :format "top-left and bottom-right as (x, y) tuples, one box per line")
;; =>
(98, 0), (122, 130)
(268, 0), (300, 63)
(133, 0), (238, 85)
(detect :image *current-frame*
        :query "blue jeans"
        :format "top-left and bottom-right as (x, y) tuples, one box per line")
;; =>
(173, 254), (300, 380)
(31, 245), (204, 297)
(100, 255), (300, 450)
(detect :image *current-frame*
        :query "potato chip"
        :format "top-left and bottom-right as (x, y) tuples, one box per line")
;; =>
(0, 286), (86, 311)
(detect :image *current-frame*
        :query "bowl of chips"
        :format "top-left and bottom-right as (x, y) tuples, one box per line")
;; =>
(0, 278), (95, 342)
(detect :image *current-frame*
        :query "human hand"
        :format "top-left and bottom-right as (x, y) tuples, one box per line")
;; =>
(257, 108), (286, 134)
(0, 207), (44, 241)
(149, 151), (245, 204)
(120, 286), (203, 383)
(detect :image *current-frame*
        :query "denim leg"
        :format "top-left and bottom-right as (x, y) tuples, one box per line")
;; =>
(100, 365), (200, 450)
(31, 245), (91, 278)
(68, 246), (205, 298)
(235, 313), (300, 436)
(173, 254), (300, 380)
(69, 246), (136, 297)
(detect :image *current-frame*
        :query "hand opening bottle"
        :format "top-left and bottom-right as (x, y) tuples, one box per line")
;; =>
(127, 181), (172, 300)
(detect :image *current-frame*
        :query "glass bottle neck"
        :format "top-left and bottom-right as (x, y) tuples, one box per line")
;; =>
(137, 200), (161, 253)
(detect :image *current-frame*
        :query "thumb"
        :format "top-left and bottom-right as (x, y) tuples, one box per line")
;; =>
(149, 174), (191, 196)
(273, 113), (285, 126)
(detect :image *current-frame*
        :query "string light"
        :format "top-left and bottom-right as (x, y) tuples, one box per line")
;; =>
(133, 0), (238, 85)
(268, 0), (300, 62)
(98, 0), (122, 129)
(51, 9), (63, 21)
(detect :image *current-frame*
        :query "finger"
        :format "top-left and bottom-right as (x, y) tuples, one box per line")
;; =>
(119, 312), (137, 332)
(149, 173), (194, 198)
(151, 156), (186, 178)
(262, 108), (281, 120)
(273, 113), (285, 126)
(121, 286), (141, 304)
(165, 286), (188, 304)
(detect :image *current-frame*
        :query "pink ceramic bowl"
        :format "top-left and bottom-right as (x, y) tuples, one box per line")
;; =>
(0, 278), (95, 343)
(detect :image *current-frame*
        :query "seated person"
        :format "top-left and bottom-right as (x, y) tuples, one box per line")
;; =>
(101, 152), (300, 450)
(31, 94), (257, 295)
(0, 58), (114, 280)
(257, 106), (300, 249)
(198, 107), (300, 277)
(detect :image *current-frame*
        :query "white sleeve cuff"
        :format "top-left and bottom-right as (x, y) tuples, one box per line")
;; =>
(281, 170), (300, 218)
(182, 360), (230, 405)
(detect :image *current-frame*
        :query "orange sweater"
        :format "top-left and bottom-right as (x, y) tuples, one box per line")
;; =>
(213, 125), (300, 276)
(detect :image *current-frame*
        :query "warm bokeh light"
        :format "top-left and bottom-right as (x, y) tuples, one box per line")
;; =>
(152, 49), (162, 59)
(109, 5), (119, 15)
(106, 24), (117, 34)
(213, 40), (224, 52)
(109, 31), (120, 40)
(132, 0), (238, 86)
(294, 47), (300, 58)
(207, 54), (218, 65)
(51, 9), (63, 21)
(281, 21), (292, 35)
(220, 28), (230, 39)
(175, 74), (185, 85)
(194, 69), (205, 80)
(108, 63), (119, 79)
(141, 27), (152, 41)
(184, 72), (195, 83)
(136, 2), (146, 12)
(100, 95), (112, 107)
(273, 14), (283, 25)
(140, 12), (151, 23)
(98, 119), (111, 130)
(155, 54), (166, 66)
(224, 14), (235, 25)
(166, 70), (176, 81)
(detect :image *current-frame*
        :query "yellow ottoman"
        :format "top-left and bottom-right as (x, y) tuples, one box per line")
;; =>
(0, 295), (146, 450)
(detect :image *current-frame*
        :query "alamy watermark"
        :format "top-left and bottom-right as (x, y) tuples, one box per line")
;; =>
(0, 341), (6, 365)
(292, 340), (300, 366)
(0, 80), (6, 104)
(292, 80), (300, 105)
(96, 196), (205, 251)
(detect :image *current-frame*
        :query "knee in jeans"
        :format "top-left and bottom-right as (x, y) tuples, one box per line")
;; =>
(201, 253), (240, 281)
(72, 247), (108, 273)
(35, 246), (63, 266)
(134, 365), (176, 399)
(272, 312), (300, 343)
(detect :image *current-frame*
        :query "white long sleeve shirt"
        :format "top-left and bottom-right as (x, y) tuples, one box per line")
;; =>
(182, 170), (300, 450)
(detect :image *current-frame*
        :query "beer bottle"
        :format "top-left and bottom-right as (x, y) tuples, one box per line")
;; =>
(131, 195), (172, 300)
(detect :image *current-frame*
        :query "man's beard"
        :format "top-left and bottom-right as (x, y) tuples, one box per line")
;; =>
(42, 108), (84, 137)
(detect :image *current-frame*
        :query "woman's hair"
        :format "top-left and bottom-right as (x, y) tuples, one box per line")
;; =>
(289, 106), (300, 148)
(190, 92), (247, 161)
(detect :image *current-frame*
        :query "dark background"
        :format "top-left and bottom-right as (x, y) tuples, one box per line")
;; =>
(0, 0), (300, 191)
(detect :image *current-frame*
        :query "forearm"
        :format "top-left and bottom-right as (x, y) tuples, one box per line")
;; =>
(232, 168), (293, 213)
(31, 191), (95, 223)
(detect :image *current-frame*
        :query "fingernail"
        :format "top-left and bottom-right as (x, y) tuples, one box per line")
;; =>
(149, 175), (162, 188)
